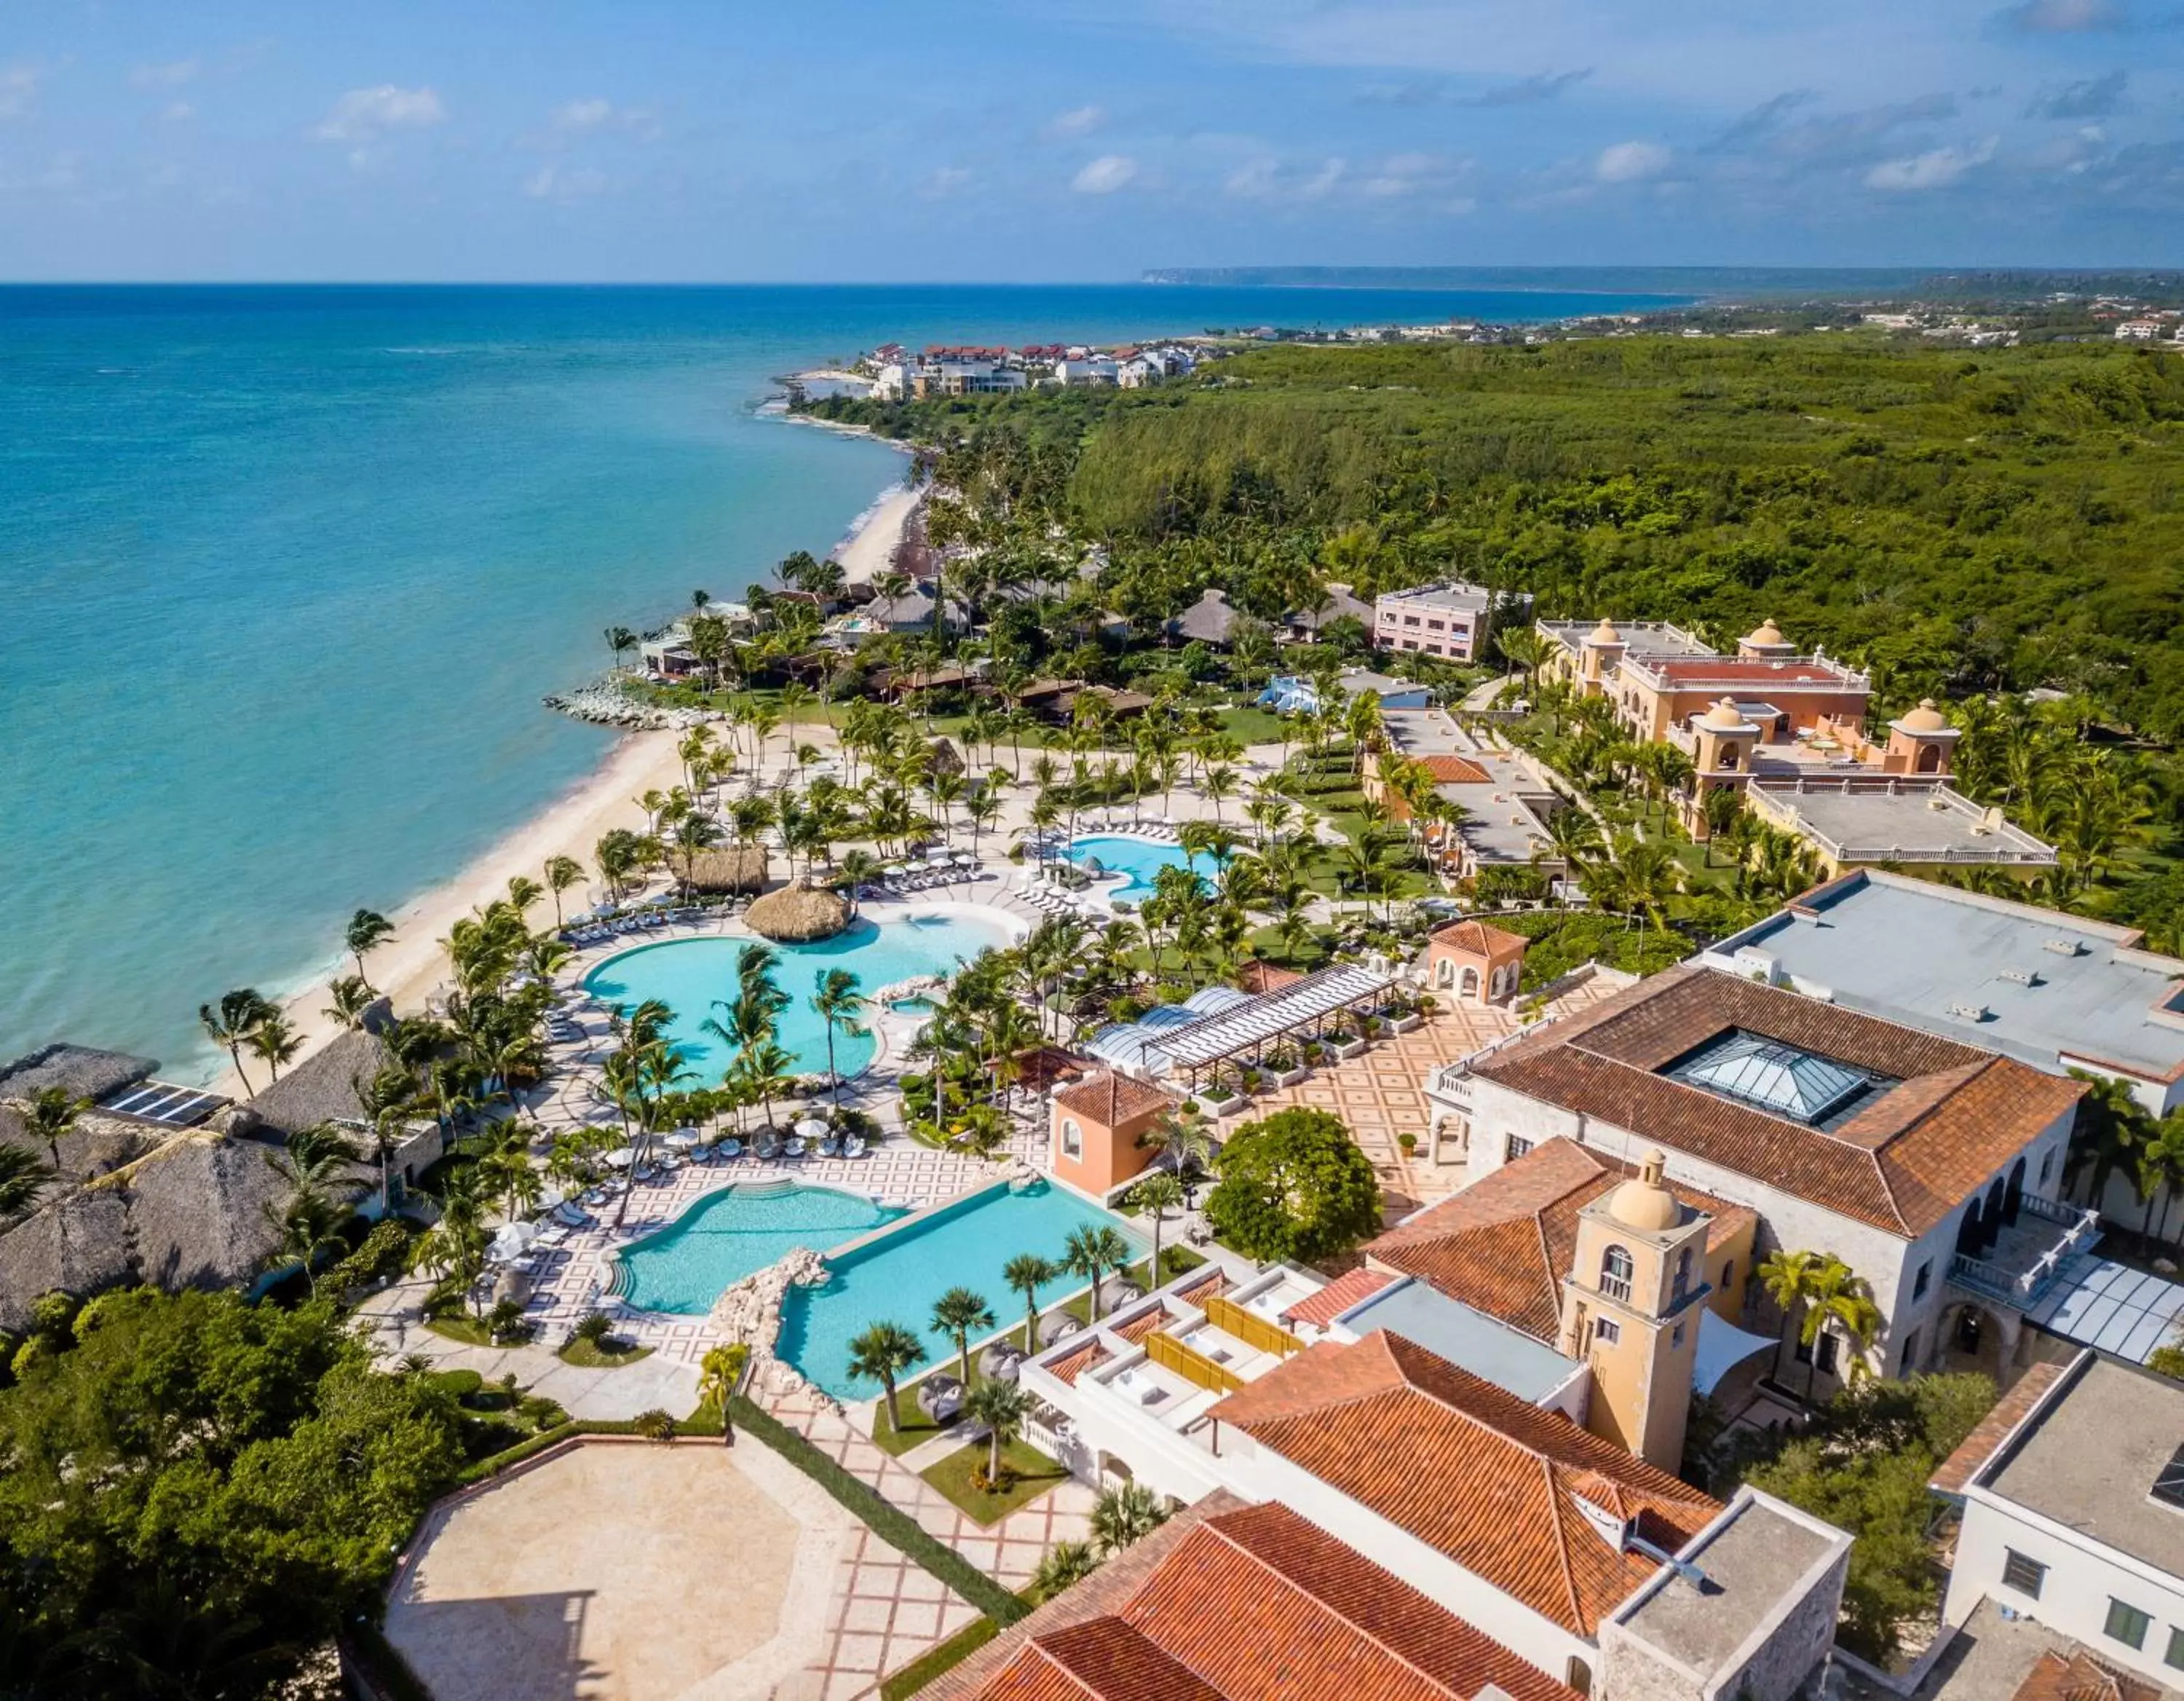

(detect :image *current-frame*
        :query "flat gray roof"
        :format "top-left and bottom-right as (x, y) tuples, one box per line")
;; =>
(1337, 1281), (1579, 1402)
(1538, 620), (1717, 661)
(1380, 582), (1494, 615)
(1709, 872), (2184, 1084)
(1988, 1357), (2184, 1576)
(1621, 1496), (1843, 1681)
(1748, 780), (2057, 865)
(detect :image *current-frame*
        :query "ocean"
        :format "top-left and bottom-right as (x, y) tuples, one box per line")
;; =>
(0, 281), (1688, 1076)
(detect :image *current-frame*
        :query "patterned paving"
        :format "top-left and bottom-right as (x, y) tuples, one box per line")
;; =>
(1244, 979), (1626, 1220)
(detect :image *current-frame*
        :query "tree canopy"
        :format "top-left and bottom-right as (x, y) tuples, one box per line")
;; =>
(1203, 1105), (1382, 1263)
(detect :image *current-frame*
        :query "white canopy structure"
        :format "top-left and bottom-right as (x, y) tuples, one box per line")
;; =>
(1084, 963), (1397, 1091)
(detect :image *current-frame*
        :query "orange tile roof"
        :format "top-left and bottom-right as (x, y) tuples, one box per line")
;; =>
(1209, 1332), (1721, 1635)
(1235, 960), (1307, 995)
(1113, 1309), (1167, 1344)
(1282, 1268), (1398, 1331)
(1052, 1070), (1178, 1126)
(1417, 754), (1492, 785)
(1047, 1339), (1111, 1389)
(1431, 918), (1529, 958)
(931, 1490), (1583, 1701)
(1930, 1362), (2068, 1495)
(1468, 966), (2086, 1235)
(1365, 1138), (1752, 1341)
(2012, 1649), (2167, 1701)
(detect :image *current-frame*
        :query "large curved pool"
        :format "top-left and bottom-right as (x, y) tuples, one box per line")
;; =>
(1064, 834), (1217, 901)
(582, 909), (1016, 1078)
(615, 1182), (906, 1314)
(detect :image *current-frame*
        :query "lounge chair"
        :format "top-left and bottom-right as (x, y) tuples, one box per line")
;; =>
(784, 1136), (807, 1159)
(843, 1135), (867, 1159)
(716, 1137), (743, 1159)
(819, 1135), (843, 1158)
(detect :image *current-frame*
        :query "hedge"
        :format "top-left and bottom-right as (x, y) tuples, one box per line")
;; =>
(879, 1611), (1005, 1699)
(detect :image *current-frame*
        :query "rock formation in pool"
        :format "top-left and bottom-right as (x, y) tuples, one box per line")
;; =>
(743, 875), (852, 943)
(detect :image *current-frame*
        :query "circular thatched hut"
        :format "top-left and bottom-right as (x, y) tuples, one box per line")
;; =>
(743, 875), (851, 943)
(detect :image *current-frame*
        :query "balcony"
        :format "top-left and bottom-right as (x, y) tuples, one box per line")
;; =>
(1949, 1194), (2102, 1309)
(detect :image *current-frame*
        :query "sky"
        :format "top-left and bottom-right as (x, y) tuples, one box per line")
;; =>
(2, 0), (2181, 280)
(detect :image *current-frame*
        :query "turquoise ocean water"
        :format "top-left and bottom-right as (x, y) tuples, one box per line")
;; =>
(0, 283), (1687, 1076)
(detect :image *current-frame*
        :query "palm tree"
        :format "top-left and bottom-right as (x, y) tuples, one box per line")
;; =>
(697, 1344), (743, 1445)
(199, 988), (276, 1094)
(0, 1142), (48, 1220)
(604, 625), (639, 671)
(965, 1379), (1032, 1483)
(263, 1123), (360, 1298)
(847, 1319), (925, 1437)
(932, 1286), (997, 1387)
(247, 1013), (303, 1083)
(838, 848), (884, 916)
(323, 974), (375, 1030)
(20, 1086), (88, 1180)
(346, 909), (396, 992)
(1029, 1539), (1099, 1602)
(1064, 1223), (1134, 1321)
(1137, 1110), (1212, 1191)
(810, 968), (869, 1106)
(1757, 1248), (1821, 1392)
(1134, 1172), (1186, 1286)
(543, 854), (587, 928)
(1800, 1256), (1884, 1389)
(1090, 1480), (1168, 1555)
(1004, 1252), (1058, 1351)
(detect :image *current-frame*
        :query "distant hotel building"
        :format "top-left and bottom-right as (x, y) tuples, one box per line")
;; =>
(1373, 581), (1519, 662)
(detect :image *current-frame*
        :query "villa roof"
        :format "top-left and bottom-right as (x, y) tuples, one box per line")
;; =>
(1429, 919), (1528, 959)
(1414, 754), (1492, 786)
(1930, 1361), (2066, 1496)
(1051, 1070), (1176, 1126)
(931, 1490), (1580, 1701)
(0, 1043), (157, 1105)
(1467, 965), (2086, 1236)
(1364, 1139), (1751, 1341)
(1171, 589), (1238, 645)
(1234, 960), (1305, 995)
(1048, 1339), (1111, 1388)
(2012, 1650), (2167, 1701)
(242, 1029), (396, 1139)
(1281, 1268), (1397, 1331)
(1209, 1332), (1721, 1636)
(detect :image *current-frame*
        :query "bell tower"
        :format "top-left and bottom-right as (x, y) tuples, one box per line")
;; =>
(1883, 699), (1961, 778)
(1558, 1149), (1712, 1472)
(1579, 617), (1626, 695)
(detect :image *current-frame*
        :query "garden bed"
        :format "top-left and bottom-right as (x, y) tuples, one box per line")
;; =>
(919, 1437), (1071, 1526)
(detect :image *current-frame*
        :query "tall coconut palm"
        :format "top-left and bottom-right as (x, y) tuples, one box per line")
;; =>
(1064, 1223), (1134, 1321)
(345, 909), (396, 992)
(697, 1344), (743, 1445)
(247, 1013), (303, 1083)
(1799, 1256), (1884, 1389)
(1133, 1172), (1186, 1286)
(931, 1286), (996, 1388)
(1004, 1252), (1058, 1351)
(543, 855), (587, 928)
(847, 1319), (925, 1436)
(965, 1379), (1032, 1483)
(810, 968), (869, 1106)
(199, 988), (277, 1094)
(323, 974), (375, 1031)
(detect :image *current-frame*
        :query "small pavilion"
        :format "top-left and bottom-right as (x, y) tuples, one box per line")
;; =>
(1423, 920), (1527, 1006)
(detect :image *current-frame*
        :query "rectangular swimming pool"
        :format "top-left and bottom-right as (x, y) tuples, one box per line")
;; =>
(775, 1179), (1144, 1401)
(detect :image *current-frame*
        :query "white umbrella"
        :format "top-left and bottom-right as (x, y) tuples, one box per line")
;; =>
(603, 1147), (636, 1169)
(951, 849), (976, 864)
(665, 1131), (699, 1151)
(925, 847), (951, 864)
(793, 1116), (830, 1142)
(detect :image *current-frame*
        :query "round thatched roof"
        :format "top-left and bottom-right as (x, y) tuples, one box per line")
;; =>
(687, 845), (770, 894)
(743, 876), (851, 943)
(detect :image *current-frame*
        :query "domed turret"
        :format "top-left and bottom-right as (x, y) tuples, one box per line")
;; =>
(1744, 618), (1785, 648)
(1607, 1148), (1680, 1232)
(1699, 698), (1747, 730)
(1587, 617), (1622, 645)
(1896, 698), (1949, 733)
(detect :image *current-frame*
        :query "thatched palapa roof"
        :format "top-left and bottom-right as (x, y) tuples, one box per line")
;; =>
(685, 845), (770, 895)
(238, 1027), (393, 1138)
(744, 876), (851, 943)
(926, 736), (966, 778)
(0, 1043), (157, 1104)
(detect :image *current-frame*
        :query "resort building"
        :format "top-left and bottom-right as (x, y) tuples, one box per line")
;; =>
(1047, 1068), (1179, 1199)
(1016, 1260), (1852, 1701)
(1538, 617), (1718, 698)
(1743, 776), (2058, 878)
(1374, 580), (1508, 661)
(1372, 704), (1565, 877)
(1704, 869), (2184, 1118)
(1168, 587), (1240, 647)
(1423, 964), (2092, 1391)
(1279, 580), (1372, 642)
(1933, 1351), (2184, 1692)
(1422, 918), (1530, 1006)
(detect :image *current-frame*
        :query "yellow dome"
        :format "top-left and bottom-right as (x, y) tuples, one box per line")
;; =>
(1744, 618), (1786, 647)
(1699, 698), (1747, 730)
(1587, 617), (1621, 644)
(1896, 698), (1950, 734)
(1607, 1149), (1681, 1232)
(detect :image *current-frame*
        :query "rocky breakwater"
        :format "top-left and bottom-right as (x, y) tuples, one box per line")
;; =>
(543, 679), (708, 732)
(707, 1246), (840, 1410)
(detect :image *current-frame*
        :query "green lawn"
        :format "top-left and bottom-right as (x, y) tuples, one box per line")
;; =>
(424, 1314), (494, 1347)
(555, 1337), (654, 1370)
(1217, 705), (1291, 746)
(920, 1436), (1072, 1526)
(870, 1378), (962, 1458)
(879, 1614), (1008, 1700)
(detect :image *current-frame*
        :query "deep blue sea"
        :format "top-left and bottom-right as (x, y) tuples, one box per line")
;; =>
(0, 282), (1686, 1076)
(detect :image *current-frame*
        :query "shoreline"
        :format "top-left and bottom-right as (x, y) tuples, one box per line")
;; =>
(224, 467), (919, 1100)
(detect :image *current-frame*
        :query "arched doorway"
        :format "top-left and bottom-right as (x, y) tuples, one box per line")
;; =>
(2003, 1158), (2026, 1226)
(1939, 1301), (2018, 1381)
(1459, 966), (1480, 1000)
(1918, 743), (1942, 773)
(1955, 1199), (1983, 1258)
(1983, 1178), (2008, 1250)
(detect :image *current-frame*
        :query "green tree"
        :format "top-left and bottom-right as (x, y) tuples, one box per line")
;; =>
(246, 1011), (303, 1083)
(1029, 1538), (1099, 1601)
(1202, 1105), (1382, 1263)
(810, 968), (869, 1107)
(697, 1343), (748, 1445)
(345, 908), (396, 992)
(965, 1378), (1033, 1484)
(847, 1320), (925, 1437)
(1089, 1480), (1168, 1555)
(1063, 1224), (1133, 1322)
(543, 853), (587, 928)
(199, 988), (277, 1094)
(1133, 1171), (1187, 1284)
(1004, 1252), (1058, 1351)
(931, 1286), (996, 1389)
(0, 1141), (50, 1220)
(19, 1086), (88, 1181)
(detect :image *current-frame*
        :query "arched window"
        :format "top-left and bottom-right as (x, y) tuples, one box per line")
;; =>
(1672, 1246), (1693, 1301)
(1720, 744), (1740, 770)
(1918, 743), (1942, 773)
(1600, 1244), (1634, 1301)
(1059, 1118), (1083, 1160)
(1567, 1657), (1594, 1696)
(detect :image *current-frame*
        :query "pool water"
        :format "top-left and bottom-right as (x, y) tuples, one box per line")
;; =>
(1064, 834), (1217, 902)
(582, 910), (1015, 1079)
(778, 1180), (1145, 1400)
(616, 1183), (907, 1314)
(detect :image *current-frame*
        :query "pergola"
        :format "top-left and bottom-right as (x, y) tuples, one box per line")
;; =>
(1133, 963), (1397, 1094)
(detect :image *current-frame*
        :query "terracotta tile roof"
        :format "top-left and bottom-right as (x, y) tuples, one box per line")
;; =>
(1051, 1070), (1178, 1126)
(931, 1489), (1583, 1701)
(1174, 1267), (1228, 1303)
(1282, 1268), (1398, 1331)
(1048, 1339), (1111, 1389)
(1417, 754), (1492, 785)
(1113, 1309), (1167, 1344)
(1469, 966), (2086, 1236)
(1931, 1362), (2068, 1494)
(1431, 919), (1529, 958)
(1364, 1139), (1751, 1341)
(1235, 960), (1307, 995)
(2013, 1649), (2167, 1701)
(1208, 1332), (1721, 1635)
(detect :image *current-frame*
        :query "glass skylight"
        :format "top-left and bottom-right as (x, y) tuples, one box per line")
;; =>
(1673, 1031), (1871, 1124)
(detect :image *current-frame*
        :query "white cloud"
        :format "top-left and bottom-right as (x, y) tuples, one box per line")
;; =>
(919, 165), (975, 200)
(553, 98), (615, 132)
(164, 102), (195, 123)
(1597, 140), (1672, 182)
(1072, 154), (1137, 194)
(0, 60), (53, 121)
(523, 163), (608, 200)
(1043, 104), (1106, 140)
(314, 85), (446, 143)
(130, 58), (199, 90)
(1864, 135), (1998, 189)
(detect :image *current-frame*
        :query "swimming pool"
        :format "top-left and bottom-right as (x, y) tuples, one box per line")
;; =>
(777, 1180), (1145, 1400)
(1064, 834), (1218, 902)
(582, 909), (1017, 1078)
(614, 1182), (906, 1314)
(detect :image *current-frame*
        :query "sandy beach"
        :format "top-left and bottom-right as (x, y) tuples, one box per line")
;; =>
(225, 474), (920, 1100)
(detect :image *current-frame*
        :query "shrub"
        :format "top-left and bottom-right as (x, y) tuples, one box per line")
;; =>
(1204, 1106), (1382, 1264)
(487, 1300), (533, 1345)
(633, 1408), (678, 1441)
(432, 1367), (484, 1398)
(1397, 1132), (1418, 1154)
(574, 1311), (617, 1344)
